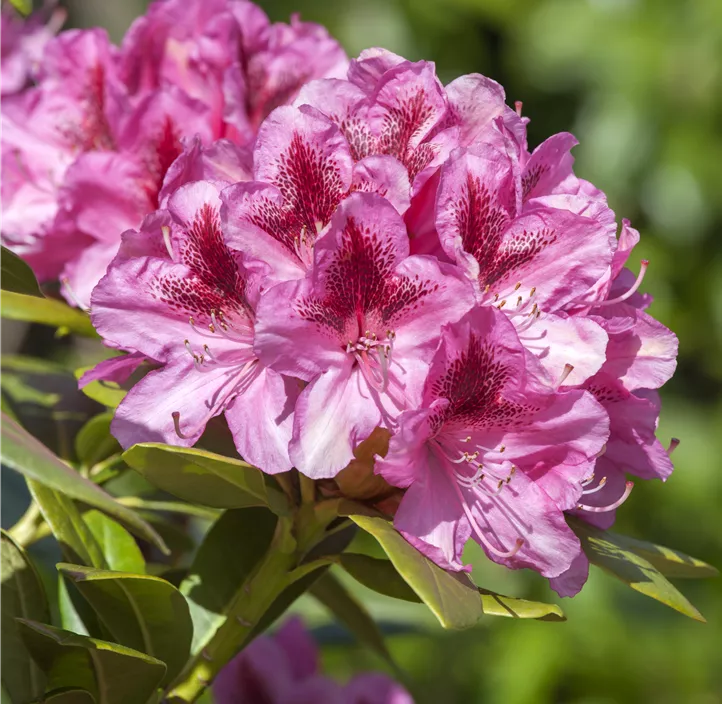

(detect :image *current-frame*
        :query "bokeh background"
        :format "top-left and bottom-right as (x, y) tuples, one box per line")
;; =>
(6, 0), (722, 702)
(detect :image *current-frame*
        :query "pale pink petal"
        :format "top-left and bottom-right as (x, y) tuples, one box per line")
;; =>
(444, 73), (509, 146)
(351, 155), (411, 215)
(290, 362), (382, 478)
(61, 240), (120, 310)
(224, 367), (298, 474)
(347, 48), (407, 92)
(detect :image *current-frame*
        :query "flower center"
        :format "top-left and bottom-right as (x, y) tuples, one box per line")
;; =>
(346, 329), (396, 393)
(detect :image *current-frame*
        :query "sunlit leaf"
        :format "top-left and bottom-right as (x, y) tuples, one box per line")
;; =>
(58, 564), (192, 685)
(122, 443), (276, 511)
(595, 529), (718, 579)
(18, 620), (165, 704)
(569, 517), (706, 622)
(1, 247), (42, 297)
(338, 553), (421, 602)
(310, 571), (394, 665)
(6, 0), (32, 16)
(1, 530), (49, 703)
(180, 508), (278, 655)
(83, 511), (145, 574)
(349, 515), (482, 629)
(2, 414), (167, 553)
(1, 291), (97, 337)
(477, 589), (565, 621)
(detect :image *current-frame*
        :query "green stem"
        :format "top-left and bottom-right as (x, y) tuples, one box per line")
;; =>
(165, 518), (298, 703)
(8, 500), (43, 546)
(299, 473), (316, 504)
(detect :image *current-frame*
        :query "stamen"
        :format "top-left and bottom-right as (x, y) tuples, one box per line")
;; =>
(60, 277), (90, 312)
(578, 481), (634, 512)
(172, 411), (194, 440)
(581, 476), (607, 495)
(668, 438), (680, 455)
(599, 260), (649, 307)
(555, 363), (575, 389)
(161, 225), (174, 259)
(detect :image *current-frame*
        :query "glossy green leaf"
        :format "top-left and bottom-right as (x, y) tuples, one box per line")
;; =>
(595, 529), (718, 579)
(1, 291), (97, 337)
(570, 517), (706, 621)
(350, 515), (482, 629)
(27, 480), (106, 568)
(75, 414), (120, 469)
(1, 530), (49, 703)
(180, 508), (278, 654)
(58, 564), (192, 686)
(477, 589), (566, 621)
(74, 367), (126, 409)
(83, 511), (145, 574)
(339, 553), (421, 602)
(122, 443), (272, 510)
(310, 571), (393, 665)
(18, 619), (165, 704)
(2, 413), (167, 553)
(1, 247), (43, 297)
(43, 689), (96, 703)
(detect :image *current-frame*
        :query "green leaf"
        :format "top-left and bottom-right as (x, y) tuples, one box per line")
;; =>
(27, 480), (106, 568)
(180, 508), (278, 655)
(18, 619), (166, 704)
(75, 414), (120, 469)
(349, 515), (482, 629)
(310, 571), (393, 665)
(569, 517), (707, 621)
(43, 689), (96, 703)
(477, 589), (566, 621)
(1, 355), (98, 461)
(338, 552), (565, 621)
(58, 564), (193, 686)
(338, 553), (421, 603)
(1, 247), (43, 297)
(1, 291), (97, 337)
(594, 530), (718, 580)
(1, 530), (49, 703)
(2, 413), (167, 553)
(74, 367), (126, 409)
(83, 511), (145, 574)
(122, 443), (273, 511)
(7, 0), (32, 16)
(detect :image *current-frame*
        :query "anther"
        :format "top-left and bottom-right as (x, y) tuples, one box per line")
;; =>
(515, 101), (523, 117)
(668, 438), (680, 455)
(514, 282), (522, 291)
(529, 287), (536, 298)
(498, 299), (506, 309)
(582, 476), (607, 495)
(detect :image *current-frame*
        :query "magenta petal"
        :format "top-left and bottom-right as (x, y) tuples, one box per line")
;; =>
(351, 155), (411, 215)
(444, 73), (509, 146)
(548, 550), (589, 598)
(79, 352), (145, 389)
(111, 359), (236, 449)
(273, 617), (319, 682)
(344, 673), (414, 704)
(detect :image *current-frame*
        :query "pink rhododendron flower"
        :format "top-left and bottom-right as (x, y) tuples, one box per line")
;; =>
(1, 0), (346, 307)
(254, 192), (476, 477)
(90, 180), (297, 473)
(1, 2), (64, 96)
(223, 105), (411, 284)
(214, 617), (413, 704)
(375, 306), (609, 580)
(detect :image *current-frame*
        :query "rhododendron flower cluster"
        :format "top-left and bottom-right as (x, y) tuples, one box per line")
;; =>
(214, 617), (413, 704)
(3, 1), (679, 599)
(1, 0), (346, 307)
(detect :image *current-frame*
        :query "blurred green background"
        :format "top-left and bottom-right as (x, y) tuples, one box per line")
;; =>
(14, 0), (722, 701)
